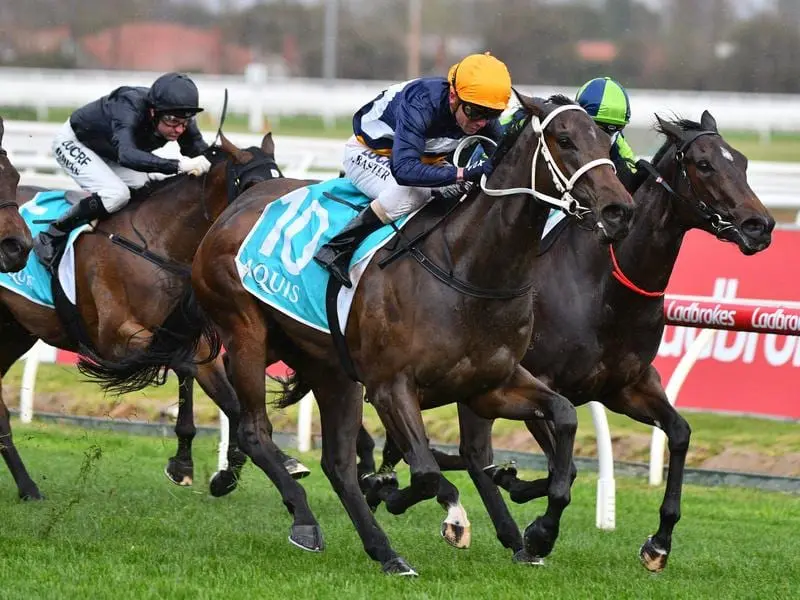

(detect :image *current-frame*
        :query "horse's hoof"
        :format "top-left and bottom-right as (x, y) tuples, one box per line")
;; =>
(209, 470), (239, 497)
(20, 488), (44, 501)
(523, 516), (558, 559)
(441, 520), (471, 549)
(165, 458), (193, 487)
(288, 524), (325, 552)
(283, 457), (311, 480)
(639, 536), (669, 573)
(382, 557), (418, 576)
(362, 471), (398, 512)
(512, 548), (545, 565)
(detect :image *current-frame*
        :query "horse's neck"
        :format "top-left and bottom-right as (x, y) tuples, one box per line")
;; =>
(447, 140), (551, 289)
(129, 175), (227, 263)
(609, 154), (687, 297)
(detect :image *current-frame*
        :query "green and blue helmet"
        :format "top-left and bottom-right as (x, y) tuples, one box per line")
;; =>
(575, 77), (631, 127)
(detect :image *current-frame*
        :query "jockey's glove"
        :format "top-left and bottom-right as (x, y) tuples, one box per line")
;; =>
(178, 155), (212, 177)
(463, 158), (493, 183)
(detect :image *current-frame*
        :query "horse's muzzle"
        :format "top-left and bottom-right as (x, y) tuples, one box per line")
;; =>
(598, 203), (634, 242)
(736, 215), (775, 255)
(0, 235), (33, 273)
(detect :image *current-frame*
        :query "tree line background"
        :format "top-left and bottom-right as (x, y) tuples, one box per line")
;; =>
(2, 0), (800, 93)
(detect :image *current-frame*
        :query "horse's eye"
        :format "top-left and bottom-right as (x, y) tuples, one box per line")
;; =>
(696, 160), (713, 172)
(557, 136), (571, 149)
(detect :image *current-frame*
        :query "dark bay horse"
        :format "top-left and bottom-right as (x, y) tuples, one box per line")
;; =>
(369, 110), (775, 572)
(183, 93), (635, 574)
(0, 116), (36, 499)
(0, 131), (280, 501)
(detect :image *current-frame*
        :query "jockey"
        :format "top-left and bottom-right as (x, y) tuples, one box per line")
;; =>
(574, 76), (649, 193)
(313, 52), (512, 288)
(35, 72), (212, 269)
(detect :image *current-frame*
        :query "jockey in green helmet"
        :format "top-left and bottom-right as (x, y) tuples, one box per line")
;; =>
(575, 76), (648, 193)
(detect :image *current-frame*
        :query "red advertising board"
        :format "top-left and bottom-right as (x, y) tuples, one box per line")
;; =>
(654, 227), (800, 419)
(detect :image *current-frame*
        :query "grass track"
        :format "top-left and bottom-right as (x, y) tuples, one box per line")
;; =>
(0, 423), (797, 599)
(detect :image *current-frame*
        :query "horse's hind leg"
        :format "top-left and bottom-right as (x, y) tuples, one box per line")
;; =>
(468, 365), (577, 563)
(165, 369), (196, 486)
(0, 330), (42, 500)
(313, 375), (415, 575)
(487, 418), (577, 504)
(606, 365), (691, 573)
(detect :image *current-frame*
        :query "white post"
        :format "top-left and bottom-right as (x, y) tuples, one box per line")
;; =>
(297, 392), (314, 452)
(245, 62), (267, 133)
(649, 327), (715, 485)
(589, 401), (616, 530)
(217, 409), (230, 472)
(19, 342), (43, 424)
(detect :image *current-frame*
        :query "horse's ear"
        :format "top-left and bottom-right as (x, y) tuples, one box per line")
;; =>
(0, 116), (4, 145)
(517, 92), (547, 119)
(655, 114), (684, 143)
(261, 131), (275, 157)
(700, 110), (718, 132)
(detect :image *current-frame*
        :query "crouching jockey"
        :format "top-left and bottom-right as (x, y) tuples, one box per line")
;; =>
(35, 72), (211, 270)
(313, 52), (512, 288)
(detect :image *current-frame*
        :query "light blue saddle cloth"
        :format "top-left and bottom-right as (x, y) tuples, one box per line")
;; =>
(0, 191), (89, 307)
(236, 178), (410, 333)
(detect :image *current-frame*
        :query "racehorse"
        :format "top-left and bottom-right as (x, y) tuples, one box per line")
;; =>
(0, 130), (282, 501)
(0, 115), (36, 498)
(366, 110), (775, 573)
(184, 93), (635, 574)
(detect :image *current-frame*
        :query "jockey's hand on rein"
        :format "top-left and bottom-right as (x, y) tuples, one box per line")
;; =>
(463, 158), (493, 183)
(178, 155), (212, 177)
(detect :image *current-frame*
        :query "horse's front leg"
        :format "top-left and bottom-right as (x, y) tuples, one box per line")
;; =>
(366, 375), (463, 540)
(165, 369), (196, 486)
(606, 365), (691, 573)
(467, 365), (577, 563)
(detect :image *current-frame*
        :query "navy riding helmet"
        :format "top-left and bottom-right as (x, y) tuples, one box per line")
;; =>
(147, 72), (204, 118)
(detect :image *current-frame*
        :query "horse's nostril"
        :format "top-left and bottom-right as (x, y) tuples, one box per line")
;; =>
(0, 237), (29, 259)
(741, 218), (770, 239)
(601, 203), (632, 227)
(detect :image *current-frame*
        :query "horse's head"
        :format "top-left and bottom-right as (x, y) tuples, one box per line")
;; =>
(198, 128), (285, 219)
(0, 117), (33, 272)
(653, 111), (774, 255)
(510, 92), (635, 242)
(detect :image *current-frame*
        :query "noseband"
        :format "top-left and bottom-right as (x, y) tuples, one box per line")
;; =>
(456, 104), (615, 218)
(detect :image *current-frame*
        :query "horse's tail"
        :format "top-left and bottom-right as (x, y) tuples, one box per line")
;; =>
(77, 287), (222, 396)
(269, 370), (311, 409)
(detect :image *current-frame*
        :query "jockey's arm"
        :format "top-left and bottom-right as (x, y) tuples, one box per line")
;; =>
(390, 96), (459, 188)
(612, 132), (649, 195)
(177, 121), (209, 157)
(112, 111), (180, 175)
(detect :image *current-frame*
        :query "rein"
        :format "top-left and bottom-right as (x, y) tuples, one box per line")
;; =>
(0, 201), (18, 211)
(384, 103), (616, 300)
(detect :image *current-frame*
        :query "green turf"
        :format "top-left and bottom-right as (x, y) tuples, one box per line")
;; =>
(0, 423), (796, 599)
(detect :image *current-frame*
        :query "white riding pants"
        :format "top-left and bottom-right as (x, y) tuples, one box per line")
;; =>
(342, 136), (433, 223)
(52, 120), (153, 212)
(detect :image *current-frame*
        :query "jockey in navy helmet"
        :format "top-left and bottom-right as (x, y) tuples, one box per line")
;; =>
(314, 52), (512, 288)
(35, 72), (211, 269)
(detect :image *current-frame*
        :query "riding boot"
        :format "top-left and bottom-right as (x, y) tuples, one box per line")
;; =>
(314, 205), (384, 288)
(34, 193), (109, 271)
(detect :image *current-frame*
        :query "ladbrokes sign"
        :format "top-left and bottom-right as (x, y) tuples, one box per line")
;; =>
(655, 228), (800, 419)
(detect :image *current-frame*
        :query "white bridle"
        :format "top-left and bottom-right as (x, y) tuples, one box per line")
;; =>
(453, 104), (616, 217)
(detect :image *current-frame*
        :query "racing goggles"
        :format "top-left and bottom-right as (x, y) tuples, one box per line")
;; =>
(158, 114), (194, 128)
(597, 122), (622, 135)
(460, 100), (503, 122)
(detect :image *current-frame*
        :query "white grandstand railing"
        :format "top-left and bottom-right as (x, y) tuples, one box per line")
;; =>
(5, 120), (800, 213)
(2, 66), (800, 139)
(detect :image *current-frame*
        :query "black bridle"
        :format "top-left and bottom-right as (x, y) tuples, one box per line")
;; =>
(638, 129), (735, 237)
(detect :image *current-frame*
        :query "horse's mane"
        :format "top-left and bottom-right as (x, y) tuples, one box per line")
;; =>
(131, 144), (234, 201)
(651, 117), (703, 165)
(546, 94), (575, 107)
